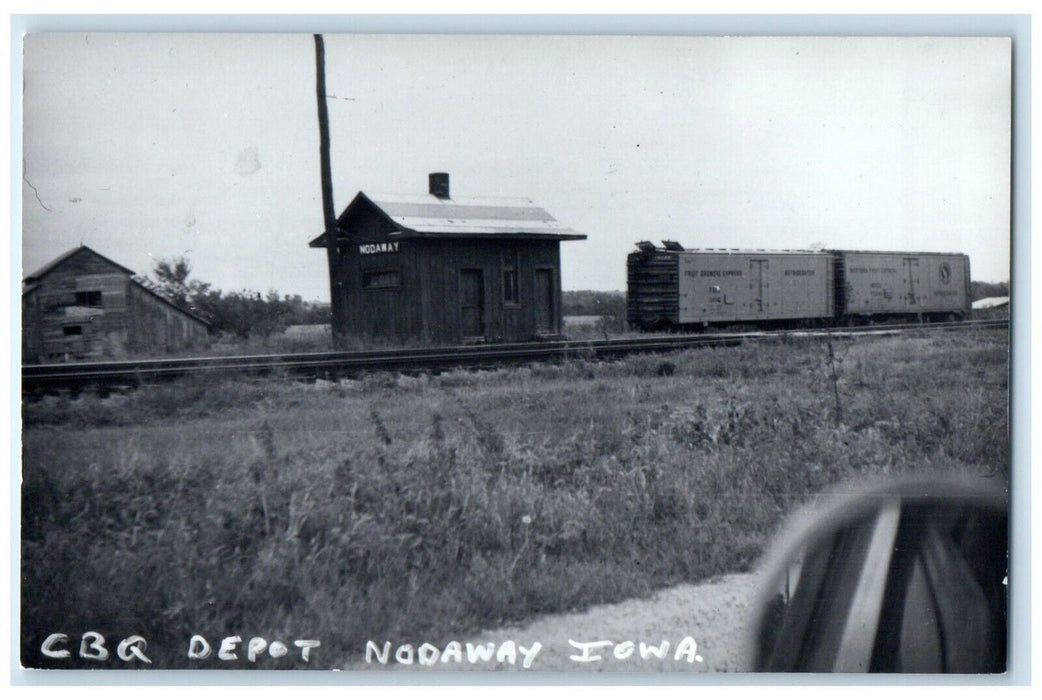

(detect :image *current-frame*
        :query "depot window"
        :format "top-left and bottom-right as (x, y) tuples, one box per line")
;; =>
(362, 268), (401, 290)
(503, 268), (520, 305)
(502, 251), (521, 306)
(63, 325), (83, 336)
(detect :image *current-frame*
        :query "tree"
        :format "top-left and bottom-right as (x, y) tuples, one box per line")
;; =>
(970, 280), (1009, 302)
(142, 256), (327, 342)
(151, 257), (192, 307)
(138, 256), (211, 312)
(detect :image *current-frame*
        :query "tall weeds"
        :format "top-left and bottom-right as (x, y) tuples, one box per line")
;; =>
(21, 330), (1009, 668)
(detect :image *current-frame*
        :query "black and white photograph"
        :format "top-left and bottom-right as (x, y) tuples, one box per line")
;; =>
(15, 19), (1018, 678)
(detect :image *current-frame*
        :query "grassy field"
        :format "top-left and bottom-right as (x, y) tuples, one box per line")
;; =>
(20, 329), (1009, 669)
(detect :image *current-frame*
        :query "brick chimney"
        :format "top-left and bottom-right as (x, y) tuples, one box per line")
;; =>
(429, 172), (450, 199)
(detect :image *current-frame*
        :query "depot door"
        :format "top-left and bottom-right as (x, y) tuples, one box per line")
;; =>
(534, 268), (555, 334)
(459, 268), (485, 339)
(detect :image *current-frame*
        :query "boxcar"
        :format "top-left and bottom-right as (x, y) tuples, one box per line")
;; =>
(627, 245), (834, 329)
(835, 250), (971, 322)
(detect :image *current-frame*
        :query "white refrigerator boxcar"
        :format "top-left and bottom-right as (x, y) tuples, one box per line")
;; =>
(837, 251), (971, 320)
(677, 251), (834, 325)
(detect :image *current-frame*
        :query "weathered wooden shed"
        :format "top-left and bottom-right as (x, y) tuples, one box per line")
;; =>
(22, 246), (211, 362)
(310, 173), (586, 345)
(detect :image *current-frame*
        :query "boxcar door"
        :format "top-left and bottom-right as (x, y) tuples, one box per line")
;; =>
(534, 268), (555, 334)
(459, 268), (485, 339)
(902, 257), (921, 307)
(749, 258), (769, 314)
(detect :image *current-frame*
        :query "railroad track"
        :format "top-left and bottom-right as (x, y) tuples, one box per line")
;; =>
(21, 318), (1007, 394)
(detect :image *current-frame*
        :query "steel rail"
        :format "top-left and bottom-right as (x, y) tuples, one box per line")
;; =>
(21, 318), (1007, 393)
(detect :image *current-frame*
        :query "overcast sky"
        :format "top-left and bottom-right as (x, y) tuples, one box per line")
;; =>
(21, 33), (1011, 300)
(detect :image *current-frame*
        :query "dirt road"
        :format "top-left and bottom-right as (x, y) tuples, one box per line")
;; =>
(341, 572), (760, 673)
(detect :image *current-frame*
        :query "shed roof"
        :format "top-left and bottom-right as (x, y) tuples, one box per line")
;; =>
(972, 296), (1009, 310)
(23, 245), (135, 283)
(309, 191), (587, 247)
(129, 279), (213, 328)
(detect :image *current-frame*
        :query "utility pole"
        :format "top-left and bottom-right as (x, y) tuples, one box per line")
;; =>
(314, 34), (345, 347)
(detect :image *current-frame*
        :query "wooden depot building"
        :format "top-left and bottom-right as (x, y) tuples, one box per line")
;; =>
(22, 245), (211, 362)
(309, 173), (587, 345)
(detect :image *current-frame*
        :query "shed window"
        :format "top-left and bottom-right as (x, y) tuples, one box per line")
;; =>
(63, 325), (83, 336)
(362, 269), (401, 290)
(75, 290), (103, 307)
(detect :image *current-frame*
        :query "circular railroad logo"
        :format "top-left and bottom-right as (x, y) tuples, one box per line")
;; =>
(939, 262), (951, 285)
